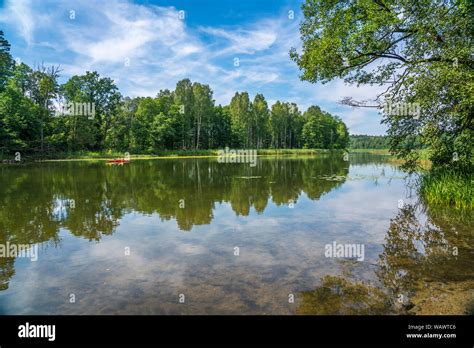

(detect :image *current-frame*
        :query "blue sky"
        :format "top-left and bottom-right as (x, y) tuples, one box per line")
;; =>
(0, 0), (386, 135)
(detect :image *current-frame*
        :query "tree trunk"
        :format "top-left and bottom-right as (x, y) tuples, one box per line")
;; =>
(196, 115), (201, 150)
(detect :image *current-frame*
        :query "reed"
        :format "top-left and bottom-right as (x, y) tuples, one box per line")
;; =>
(420, 170), (473, 210)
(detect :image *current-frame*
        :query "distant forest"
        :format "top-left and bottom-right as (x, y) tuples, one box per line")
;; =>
(349, 135), (390, 149)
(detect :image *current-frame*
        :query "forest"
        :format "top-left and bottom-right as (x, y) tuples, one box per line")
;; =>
(0, 32), (348, 156)
(349, 135), (390, 149)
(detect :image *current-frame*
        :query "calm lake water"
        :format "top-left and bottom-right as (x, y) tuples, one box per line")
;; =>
(0, 154), (472, 314)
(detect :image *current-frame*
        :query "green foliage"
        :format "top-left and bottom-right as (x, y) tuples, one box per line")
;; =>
(191, 82), (214, 149)
(251, 93), (270, 148)
(0, 86), (42, 150)
(292, 0), (473, 173)
(302, 106), (349, 149)
(61, 71), (122, 151)
(229, 91), (251, 147)
(269, 101), (305, 148)
(209, 105), (232, 148)
(0, 31), (13, 92)
(349, 135), (390, 149)
(420, 171), (473, 210)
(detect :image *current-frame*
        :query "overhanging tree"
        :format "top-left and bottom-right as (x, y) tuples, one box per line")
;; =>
(291, 0), (473, 172)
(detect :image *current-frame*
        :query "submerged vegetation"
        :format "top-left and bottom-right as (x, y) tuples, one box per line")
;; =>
(298, 201), (474, 315)
(297, 276), (396, 315)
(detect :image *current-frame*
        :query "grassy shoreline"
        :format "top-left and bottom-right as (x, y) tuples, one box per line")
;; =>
(348, 148), (391, 154)
(1, 148), (343, 162)
(420, 170), (473, 210)
(0, 148), (428, 163)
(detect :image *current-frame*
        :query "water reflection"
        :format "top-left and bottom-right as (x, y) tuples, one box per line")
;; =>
(0, 155), (471, 314)
(376, 203), (474, 314)
(297, 203), (474, 315)
(0, 156), (348, 292)
(297, 275), (396, 315)
(0, 156), (349, 234)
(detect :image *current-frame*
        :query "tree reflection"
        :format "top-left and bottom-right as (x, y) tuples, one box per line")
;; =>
(297, 203), (473, 315)
(0, 156), (348, 289)
(376, 203), (474, 314)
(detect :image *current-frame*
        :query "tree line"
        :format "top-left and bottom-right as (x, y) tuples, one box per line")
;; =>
(0, 32), (349, 155)
(349, 135), (390, 149)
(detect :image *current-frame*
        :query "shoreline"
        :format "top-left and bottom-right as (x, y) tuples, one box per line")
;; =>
(1, 148), (352, 163)
(1, 148), (405, 163)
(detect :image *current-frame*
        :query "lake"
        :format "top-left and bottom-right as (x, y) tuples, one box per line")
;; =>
(0, 154), (472, 314)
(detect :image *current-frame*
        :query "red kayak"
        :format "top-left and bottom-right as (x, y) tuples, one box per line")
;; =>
(107, 159), (130, 164)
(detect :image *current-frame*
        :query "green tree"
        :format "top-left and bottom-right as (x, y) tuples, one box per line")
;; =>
(302, 106), (347, 149)
(192, 82), (214, 149)
(334, 117), (349, 149)
(209, 105), (232, 148)
(61, 71), (121, 150)
(269, 101), (303, 149)
(0, 87), (42, 151)
(269, 101), (283, 148)
(0, 31), (13, 92)
(173, 79), (194, 149)
(105, 96), (139, 151)
(7, 63), (33, 96)
(229, 92), (253, 147)
(291, 0), (473, 172)
(131, 97), (158, 151)
(302, 106), (326, 148)
(251, 94), (270, 148)
(0, 51), (55, 153)
(150, 112), (176, 150)
(349, 135), (390, 149)
(30, 65), (61, 151)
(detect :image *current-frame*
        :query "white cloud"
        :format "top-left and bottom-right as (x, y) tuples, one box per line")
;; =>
(1, 0), (36, 45)
(62, 3), (196, 64)
(1, 0), (298, 102)
(200, 26), (277, 55)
